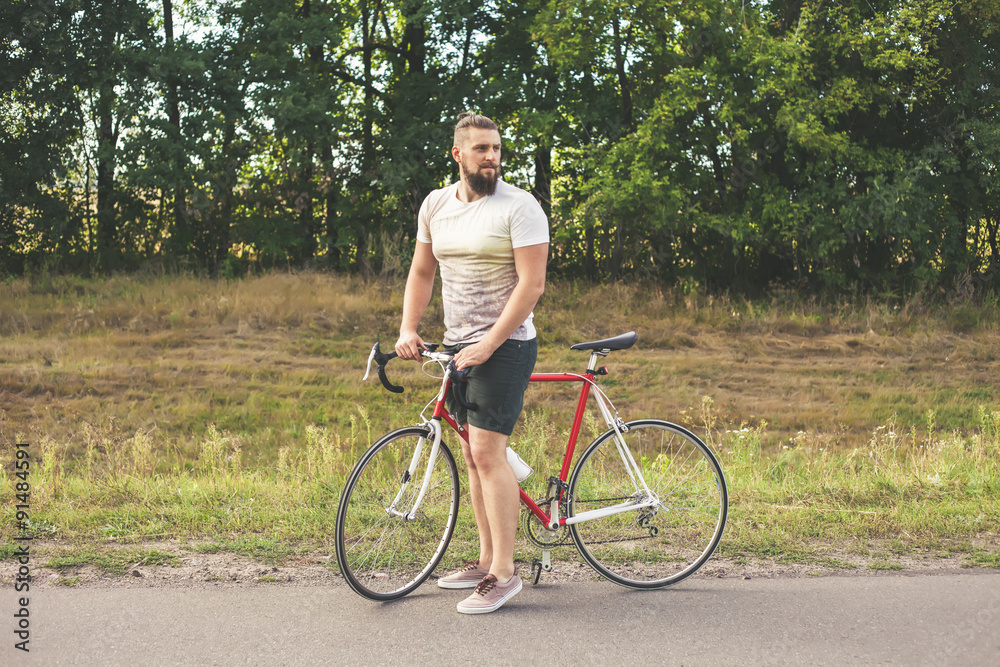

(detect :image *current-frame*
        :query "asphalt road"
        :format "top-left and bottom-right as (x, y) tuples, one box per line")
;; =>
(2, 572), (998, 666)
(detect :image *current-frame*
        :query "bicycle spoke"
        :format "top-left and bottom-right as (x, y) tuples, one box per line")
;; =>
(335, 427), (459, 601)
(568, 420), (728, 589)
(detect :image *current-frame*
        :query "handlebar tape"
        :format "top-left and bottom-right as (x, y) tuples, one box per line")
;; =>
(372, 343), (404, 393)
(371, 342), (441, 394)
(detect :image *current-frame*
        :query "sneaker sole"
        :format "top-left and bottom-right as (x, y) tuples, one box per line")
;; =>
(437, 578), (484, 590)
(456, 578), (522, 614)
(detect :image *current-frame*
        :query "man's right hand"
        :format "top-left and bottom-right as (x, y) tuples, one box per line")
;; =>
(394, 332), (427, 361)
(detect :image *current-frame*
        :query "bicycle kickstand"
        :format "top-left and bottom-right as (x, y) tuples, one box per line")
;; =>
(530, 549), (553, 585)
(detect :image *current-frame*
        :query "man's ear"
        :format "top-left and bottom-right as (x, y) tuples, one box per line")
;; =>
(451, 145), (462, 163)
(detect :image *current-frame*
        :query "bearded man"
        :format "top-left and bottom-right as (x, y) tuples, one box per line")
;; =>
(394, 112), (549, 614)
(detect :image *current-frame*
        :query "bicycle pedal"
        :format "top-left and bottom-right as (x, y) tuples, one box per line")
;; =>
(530, 559), (542, 585)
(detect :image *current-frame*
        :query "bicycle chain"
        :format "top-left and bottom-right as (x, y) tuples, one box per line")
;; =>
(566, 499), (661, 545)
(522, 495), (664, 548)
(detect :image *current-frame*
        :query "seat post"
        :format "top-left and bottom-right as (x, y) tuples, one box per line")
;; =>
(586, 350), (607, 374)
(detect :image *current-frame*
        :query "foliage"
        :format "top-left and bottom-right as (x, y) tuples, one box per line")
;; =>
(1, 1), (998, 293)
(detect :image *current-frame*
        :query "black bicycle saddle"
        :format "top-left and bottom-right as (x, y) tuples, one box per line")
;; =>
(569, 331), (638, 352)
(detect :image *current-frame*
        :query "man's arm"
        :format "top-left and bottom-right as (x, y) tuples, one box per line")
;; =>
(453, 242), (548, 370)
(395, 240), (438, 361)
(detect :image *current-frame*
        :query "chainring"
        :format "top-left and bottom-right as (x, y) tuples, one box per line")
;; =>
(521, 502), (570, 548)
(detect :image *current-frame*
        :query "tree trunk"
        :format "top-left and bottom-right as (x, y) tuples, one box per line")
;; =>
(323, 143), (339, 267)
(612, 13), (633, 133)
(533, 144), (552, 218)
(403, 14), (425, 76)
(356, 1), (375, 272)
(584, 224), (597, 280)
(163, 0), (188, 260)
(212, 124), (238, 270)
(362, 4), (374, 172)
(96, 82), (118, 271)
(299, 141), (316, 263)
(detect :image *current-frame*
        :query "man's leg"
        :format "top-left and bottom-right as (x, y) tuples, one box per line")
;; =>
(459, 428), (492, 570)
(462, 424), (519, 583)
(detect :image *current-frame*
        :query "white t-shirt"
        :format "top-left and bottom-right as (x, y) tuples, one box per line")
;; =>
(416, 180), (549, 345)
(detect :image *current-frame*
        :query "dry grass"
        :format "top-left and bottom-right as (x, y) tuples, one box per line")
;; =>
(2, 272), (998, 463)
(2, 387), (997, 569)
(1, 272), (998, 567)
(1, 273), (417, 462)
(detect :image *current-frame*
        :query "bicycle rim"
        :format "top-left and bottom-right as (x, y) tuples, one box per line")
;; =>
(568, 419), (728, 589)
(335, 426), (459, 601)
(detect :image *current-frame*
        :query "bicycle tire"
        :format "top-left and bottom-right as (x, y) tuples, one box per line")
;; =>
(335, 426), (460, 601)
(568, 419), (728, 589)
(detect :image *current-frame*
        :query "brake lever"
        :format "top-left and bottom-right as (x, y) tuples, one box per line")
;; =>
(363, 341), (445, 394)
(362, 342), (403, 393)
(362, 343), (379, 381)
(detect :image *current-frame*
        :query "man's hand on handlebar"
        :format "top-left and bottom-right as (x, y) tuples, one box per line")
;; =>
(366, 340), (475, 408)
(395, 331), (427, 361)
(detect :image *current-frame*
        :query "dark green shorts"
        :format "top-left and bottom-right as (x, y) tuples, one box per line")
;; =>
(445, 338), (537, 436)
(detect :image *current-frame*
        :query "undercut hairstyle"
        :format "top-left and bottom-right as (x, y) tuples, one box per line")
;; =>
(453, 112), (499, 147)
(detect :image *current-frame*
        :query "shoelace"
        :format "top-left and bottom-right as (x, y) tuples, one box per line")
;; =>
(460, 560), (481, 572)
(474, 575), (498, 595)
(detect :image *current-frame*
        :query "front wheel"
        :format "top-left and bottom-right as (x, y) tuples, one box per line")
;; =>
(568, 419), (728, 589)
(335, 426), (459, 600)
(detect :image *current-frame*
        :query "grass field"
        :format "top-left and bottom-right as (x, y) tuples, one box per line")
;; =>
(2, 272), (998, 575)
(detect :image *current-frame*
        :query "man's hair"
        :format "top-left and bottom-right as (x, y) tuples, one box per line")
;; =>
(453, 112), (498, 147)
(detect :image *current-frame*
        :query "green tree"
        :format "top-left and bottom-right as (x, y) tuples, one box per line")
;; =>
(1, 0), (996, 292)
(1, 0), (83, 273)
(80, 0), (158, 271)
(536, 0), (997, 291)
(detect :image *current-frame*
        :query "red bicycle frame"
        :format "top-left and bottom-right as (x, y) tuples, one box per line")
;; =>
(432, 370), (598, 529)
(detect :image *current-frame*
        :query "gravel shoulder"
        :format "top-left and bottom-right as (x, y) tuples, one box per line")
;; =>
(3, 538), (996, 590)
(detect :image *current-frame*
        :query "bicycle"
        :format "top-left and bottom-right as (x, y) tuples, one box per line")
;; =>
(335, 331), (728, 601)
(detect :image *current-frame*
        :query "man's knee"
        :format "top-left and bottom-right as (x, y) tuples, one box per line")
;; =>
(468, 429), (508, 474)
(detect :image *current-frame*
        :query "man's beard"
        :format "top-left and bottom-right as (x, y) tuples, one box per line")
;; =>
(462, 162), (500, 197)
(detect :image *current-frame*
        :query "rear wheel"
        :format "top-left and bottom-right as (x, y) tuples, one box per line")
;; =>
(568, 419), (727, 589)
(335, 426), (459, 600)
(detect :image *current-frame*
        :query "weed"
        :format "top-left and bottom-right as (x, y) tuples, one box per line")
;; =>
(3, 274), (1000, 567)
(44, 549), (179, 575)
(0, 544), (26, 560)
(868, 560), (905, 571)
(195, 537), (294, 565)
(965, 552), (1000, 568)
(816, 557), (858, 570)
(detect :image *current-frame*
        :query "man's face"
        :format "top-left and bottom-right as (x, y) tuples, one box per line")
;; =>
(454, 128), (502, 197)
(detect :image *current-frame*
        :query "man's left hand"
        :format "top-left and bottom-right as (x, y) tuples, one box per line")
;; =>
(454, 340), (497, 370)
